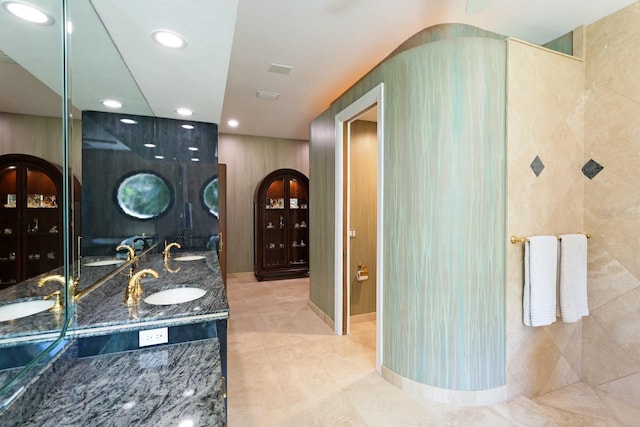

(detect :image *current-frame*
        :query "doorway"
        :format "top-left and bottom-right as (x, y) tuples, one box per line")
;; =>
(334, 83), (384, 374)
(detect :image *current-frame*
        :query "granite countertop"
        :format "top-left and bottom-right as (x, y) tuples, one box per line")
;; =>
(74, 250), (229, 336)
(0, 250), (228, 344)
(0, 256), (133, 344)
(1, 249), (228, 426)
(18, 338), (225, 427)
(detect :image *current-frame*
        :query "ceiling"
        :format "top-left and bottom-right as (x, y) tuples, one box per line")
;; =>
(0, 0), (637, 141)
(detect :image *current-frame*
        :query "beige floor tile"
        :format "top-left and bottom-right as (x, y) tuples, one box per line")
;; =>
(280, 393), (369, 427)
(227, 275), (633, 426)
(595, 388), (640, 427)
(533, 381), (616, 422)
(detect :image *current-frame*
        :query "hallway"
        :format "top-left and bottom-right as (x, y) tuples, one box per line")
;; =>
(226, 274), (640, 426)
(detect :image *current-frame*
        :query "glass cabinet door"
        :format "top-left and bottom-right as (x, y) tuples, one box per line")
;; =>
(0, 163), (18, 288)
(288, 177), (308, 266)
(0, 157), (63, 287)
(264, 178), (286, 266)
(25, 166), (60, 279)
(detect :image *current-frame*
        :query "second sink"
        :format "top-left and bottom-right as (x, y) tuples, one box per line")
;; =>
(0, 299), (55, 322)
(84, 259), (124, 267)
(173, 255), (206, 261)
(143, 287), (206, 305)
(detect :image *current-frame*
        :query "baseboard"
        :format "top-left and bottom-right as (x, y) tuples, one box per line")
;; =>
(308, 300), (335, 330)
(350, 312), (376, 323)
(381, 365), (507, 406)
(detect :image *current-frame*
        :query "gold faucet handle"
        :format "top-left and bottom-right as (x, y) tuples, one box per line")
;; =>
(44, 290), (64, 313)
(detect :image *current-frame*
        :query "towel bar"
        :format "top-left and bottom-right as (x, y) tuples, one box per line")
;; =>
(510, 233), (590, 244)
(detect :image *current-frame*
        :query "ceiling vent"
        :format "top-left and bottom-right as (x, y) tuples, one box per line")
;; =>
(256, 90), (280, 100)
(268, 62), (293, 75)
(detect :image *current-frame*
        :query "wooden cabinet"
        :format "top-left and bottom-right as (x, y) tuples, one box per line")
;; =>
(254, 169), (309, 281)
(0, 154), (78, 289)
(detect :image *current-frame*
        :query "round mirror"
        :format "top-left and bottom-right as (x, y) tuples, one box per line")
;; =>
(201, 176), (219, 218)
(115, 172), (172, 219)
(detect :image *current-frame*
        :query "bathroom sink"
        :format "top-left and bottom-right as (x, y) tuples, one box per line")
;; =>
(0, 299), (55, 322)
(173, 255), (206, 262)
(143, 287), (206, 305)
(84, 259), (124, 267)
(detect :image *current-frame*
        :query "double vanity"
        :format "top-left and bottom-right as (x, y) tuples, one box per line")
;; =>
(0, 245), (229, 426)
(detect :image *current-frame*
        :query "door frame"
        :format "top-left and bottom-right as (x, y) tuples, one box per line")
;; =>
(217, 163), (227, 287)
(334, 83), (384, 374)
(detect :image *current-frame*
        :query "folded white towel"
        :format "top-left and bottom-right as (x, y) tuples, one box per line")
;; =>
(524, 235), (558, 327)
(559, 234), (589, 323)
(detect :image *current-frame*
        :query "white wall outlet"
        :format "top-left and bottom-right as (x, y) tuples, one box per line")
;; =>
(139, 327), (169, 347)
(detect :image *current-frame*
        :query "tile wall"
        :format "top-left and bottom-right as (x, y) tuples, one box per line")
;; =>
(582, 2), (640, 408)
(505, 39), (585, 398)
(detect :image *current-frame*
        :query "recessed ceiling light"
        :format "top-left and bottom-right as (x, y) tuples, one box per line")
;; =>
(155, 155), (164, 160)
(188, 146), (199, 151)
(101, 99), (122, 109)
(228, 119), (239, 127)
(151, 30), (186, 49)
(175, 108), (193, 116)
(120, 118), (137, 125)
(144, 143), (156, 148)
(2, 1), (55, 25)
(181, 124), (195, 130)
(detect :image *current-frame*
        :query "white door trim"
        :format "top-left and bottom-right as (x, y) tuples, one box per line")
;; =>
(334, 83), (384, 374)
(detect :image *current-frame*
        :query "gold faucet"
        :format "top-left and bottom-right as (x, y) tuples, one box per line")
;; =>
(163, 241), (181, 261)
(116, 244), (137, 277)
(116, 244), (135, 261)
(125, 268), (159, 306)
(38, 275), (76, 310)
(38, 274), (75, 294)
(163, 258), (181, 273)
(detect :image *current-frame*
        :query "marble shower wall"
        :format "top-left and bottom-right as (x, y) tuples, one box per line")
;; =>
(582, 2), (640, 408)
(505, 39), (585, 399)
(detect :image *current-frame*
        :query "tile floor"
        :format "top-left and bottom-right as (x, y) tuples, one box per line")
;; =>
(226, 274), (640, 426)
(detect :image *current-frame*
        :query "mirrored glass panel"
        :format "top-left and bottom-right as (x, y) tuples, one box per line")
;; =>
(0, 0), (69, 401)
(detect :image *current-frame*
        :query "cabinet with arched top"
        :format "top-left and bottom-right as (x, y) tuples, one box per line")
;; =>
(0, 154), (81, 289)
(254, 168), (309, 281)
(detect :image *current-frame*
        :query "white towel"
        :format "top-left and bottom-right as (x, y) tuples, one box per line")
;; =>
(558, 234), (589, 323)
(524, 235), (558, 327)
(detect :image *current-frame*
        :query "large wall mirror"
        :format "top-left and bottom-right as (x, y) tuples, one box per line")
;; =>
(0, 0), (70, 401)
(0, 0), (221, 402)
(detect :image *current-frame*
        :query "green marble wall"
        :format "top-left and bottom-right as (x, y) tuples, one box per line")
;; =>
(309, 24), (506, 391)
(543, 31), (573, 56)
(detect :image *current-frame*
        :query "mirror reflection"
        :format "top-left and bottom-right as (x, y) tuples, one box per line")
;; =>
(0, 0), (69, 398)
(1, 0), (222, 398)
(81, 110), (219, 260)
